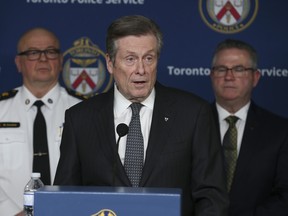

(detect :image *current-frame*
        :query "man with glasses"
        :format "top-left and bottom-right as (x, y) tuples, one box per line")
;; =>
(210, 39), (288, 215)
(0, 27), (82, 215)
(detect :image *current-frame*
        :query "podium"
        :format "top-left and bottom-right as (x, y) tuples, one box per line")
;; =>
(34, 186), (181, 216)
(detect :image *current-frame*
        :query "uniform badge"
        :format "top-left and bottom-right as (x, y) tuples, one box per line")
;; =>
(0, 89), (18, 101)
(63, 37), (113, 97)
(199, 0), (259, 34)
(0, 122), (20, 128)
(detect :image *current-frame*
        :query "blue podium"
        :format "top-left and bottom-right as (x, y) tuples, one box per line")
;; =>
(34, 186), (181, 216)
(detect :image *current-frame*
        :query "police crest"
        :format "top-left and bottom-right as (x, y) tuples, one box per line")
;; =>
(63, 37), (113, 97)
(199, 0), (258, 34)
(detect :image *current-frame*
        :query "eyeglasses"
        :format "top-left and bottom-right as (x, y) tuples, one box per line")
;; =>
(211, 66), (256, 78)
(18, 48), (61, 61)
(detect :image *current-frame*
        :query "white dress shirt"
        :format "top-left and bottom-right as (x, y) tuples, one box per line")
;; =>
(113, 84), (155, 164)
(216, 102), (250, 155)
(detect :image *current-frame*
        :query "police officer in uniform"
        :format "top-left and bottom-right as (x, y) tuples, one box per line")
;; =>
(0, 27), (82, 216)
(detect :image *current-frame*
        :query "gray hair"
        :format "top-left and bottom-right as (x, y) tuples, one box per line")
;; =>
(106, 15), (163, 64)
(212, 39), (258, 69)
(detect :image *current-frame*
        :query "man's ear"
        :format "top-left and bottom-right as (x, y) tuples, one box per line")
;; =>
(253, 69), (261, 87)
(105, 54), (113, 75)
(15, 56), (22, 73)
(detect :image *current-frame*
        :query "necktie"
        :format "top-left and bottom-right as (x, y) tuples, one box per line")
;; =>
(33, 100), (51, 185)
(223, 115), (238, 192)
(124, 103), (144, 187)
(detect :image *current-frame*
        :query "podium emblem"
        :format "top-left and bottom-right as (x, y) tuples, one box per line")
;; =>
(91, 209), (117, 216)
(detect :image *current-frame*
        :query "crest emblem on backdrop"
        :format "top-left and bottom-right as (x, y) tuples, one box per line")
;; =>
(63, 37), (113, 97)
(199, 0), (258, 34)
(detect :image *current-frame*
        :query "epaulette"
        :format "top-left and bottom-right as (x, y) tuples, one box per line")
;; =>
(0, 89), (18, 101)
(65, 88), (89, 100)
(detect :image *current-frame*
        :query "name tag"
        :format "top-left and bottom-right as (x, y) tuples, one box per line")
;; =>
(0, 122), (20, 128)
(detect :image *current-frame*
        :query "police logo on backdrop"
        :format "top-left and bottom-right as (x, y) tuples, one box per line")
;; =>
(91, 209), (117, 216)
(63, 37), (113, 97)
(199, 0), (258, 34)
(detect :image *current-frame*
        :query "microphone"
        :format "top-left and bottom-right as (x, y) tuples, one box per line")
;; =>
(113, 123), (129, 186)
(116, 123), (129, 150)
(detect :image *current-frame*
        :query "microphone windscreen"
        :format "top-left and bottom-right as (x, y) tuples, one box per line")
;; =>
(116, 123), (129, 137)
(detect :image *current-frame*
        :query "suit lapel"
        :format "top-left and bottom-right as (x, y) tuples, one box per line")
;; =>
(211, 102), (221, 140)
(232, 103), (262, 188)
(140, 84), (175, 185)
(91, 90), (130, 185)
(91, 90), (115, 160)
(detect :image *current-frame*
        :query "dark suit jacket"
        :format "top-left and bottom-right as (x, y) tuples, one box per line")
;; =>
(212, 102), (288, 216)
(54, 82), (229, 216)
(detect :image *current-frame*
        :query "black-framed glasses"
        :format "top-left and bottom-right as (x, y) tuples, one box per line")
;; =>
(18, 48), (61, 61)
(211, 66), (256, 78)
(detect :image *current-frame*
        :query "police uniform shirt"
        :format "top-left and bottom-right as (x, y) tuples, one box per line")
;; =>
(0, 83), (82, 216)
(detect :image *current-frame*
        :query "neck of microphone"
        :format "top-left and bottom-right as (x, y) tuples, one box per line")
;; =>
(113, 123), (129, 186)
(116, 123), (129, 151)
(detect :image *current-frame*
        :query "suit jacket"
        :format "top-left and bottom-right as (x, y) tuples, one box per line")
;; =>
(212, 102), (288, 216)
(54, 82), (229, 216)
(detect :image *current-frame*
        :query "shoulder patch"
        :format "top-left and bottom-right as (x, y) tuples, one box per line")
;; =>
(65, 88), (89, 100)
(0, 89), (18, 101)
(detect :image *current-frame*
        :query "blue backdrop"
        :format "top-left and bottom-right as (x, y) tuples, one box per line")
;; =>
(1, 0), (287, 117)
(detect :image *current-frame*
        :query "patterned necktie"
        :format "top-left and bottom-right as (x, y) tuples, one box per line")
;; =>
(33, 100), (51, 185)
(223, 115), (239, 192)
(124, 103), (144, 187)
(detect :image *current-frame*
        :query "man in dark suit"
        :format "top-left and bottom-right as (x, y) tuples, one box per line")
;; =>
(54, 15), (228, 216)
(210, 39), (288, 216)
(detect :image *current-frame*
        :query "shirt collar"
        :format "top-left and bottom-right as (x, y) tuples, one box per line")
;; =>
(216, 101), (250, 122)
(21, 83), (61, 111)
(114, 84), (155, 117)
